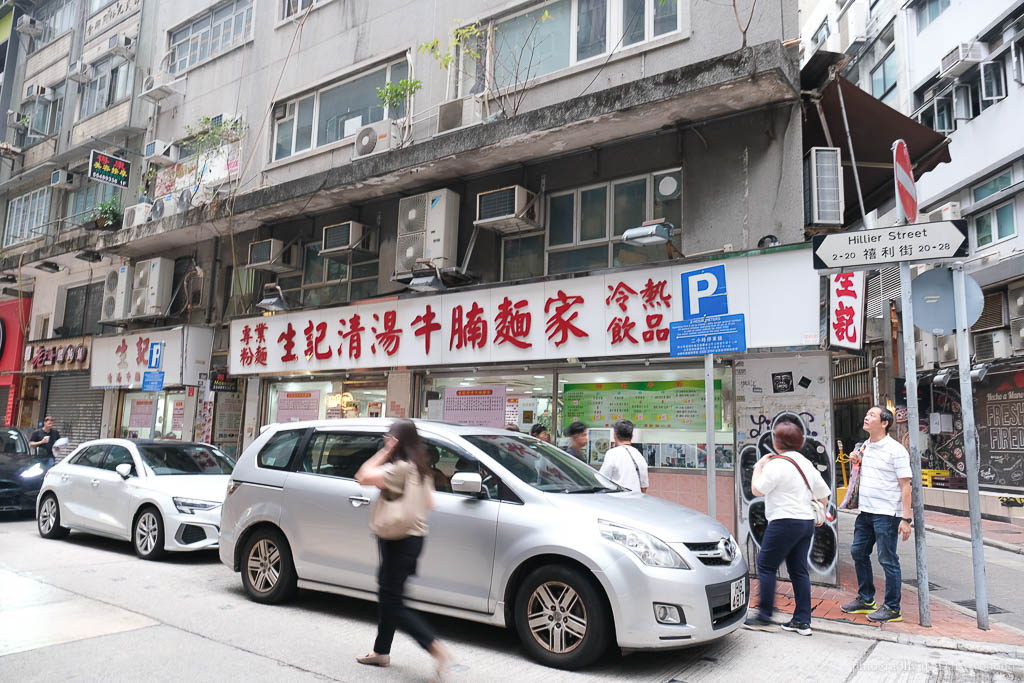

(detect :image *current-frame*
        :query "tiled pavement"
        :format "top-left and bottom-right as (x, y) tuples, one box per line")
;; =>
(923, 509), (1024, 554)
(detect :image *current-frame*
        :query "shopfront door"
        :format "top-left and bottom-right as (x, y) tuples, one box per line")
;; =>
(119, 391), (187, 439)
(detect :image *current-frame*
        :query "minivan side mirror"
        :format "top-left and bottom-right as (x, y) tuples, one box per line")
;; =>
(115, 463), (133, 480)
(451, 472), (482, 495)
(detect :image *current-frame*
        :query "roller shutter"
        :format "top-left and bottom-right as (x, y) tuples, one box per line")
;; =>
(43, 373), (103, 459)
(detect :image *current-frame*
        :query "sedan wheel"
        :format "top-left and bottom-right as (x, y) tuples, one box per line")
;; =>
(514, 565), (610, 670)
(133, 508), (166, 560)
(37, 495), (69, 539)
(240, 528), (297, 604)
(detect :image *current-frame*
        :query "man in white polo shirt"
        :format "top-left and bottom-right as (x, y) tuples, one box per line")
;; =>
(599, 421), (648, 493)
(841, 406), (913, 623)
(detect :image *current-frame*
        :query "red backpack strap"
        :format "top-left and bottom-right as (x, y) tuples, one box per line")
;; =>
(768, 454), (813, 492)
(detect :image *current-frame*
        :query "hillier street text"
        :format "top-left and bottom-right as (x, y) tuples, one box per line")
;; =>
(846, 227), (932, 244)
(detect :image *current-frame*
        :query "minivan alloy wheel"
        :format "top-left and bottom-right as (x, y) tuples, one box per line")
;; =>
(135, 511), (160, 555)
(527, 581), (588, 654)
(247, 538), (281, 593)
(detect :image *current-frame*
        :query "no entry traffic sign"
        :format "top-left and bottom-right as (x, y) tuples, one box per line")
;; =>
(812, 220), (967, 271)
(893, 139), (917, 224)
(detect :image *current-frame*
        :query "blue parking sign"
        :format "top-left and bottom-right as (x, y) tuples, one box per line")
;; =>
(681, 265), (728, 319)
(148, 342), (164, 369)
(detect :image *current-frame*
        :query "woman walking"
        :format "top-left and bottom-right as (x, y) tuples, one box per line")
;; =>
(355, 419), (452, 678)
(744, 421), (830, 636)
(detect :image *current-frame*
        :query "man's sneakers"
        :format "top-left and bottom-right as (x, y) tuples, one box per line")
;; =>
(780, 620), (812, 636)
(743, 614), (778, 632)
(867, 605), (903, 622)
(840, 597), (877, 614)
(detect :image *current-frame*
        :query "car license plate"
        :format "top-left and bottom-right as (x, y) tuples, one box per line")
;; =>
(730, 578), (746, 611)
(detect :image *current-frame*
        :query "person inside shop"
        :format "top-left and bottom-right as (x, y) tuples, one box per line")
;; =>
(564, 421), (589, 462)
(599, 421), (648, 493)
(425, 445), (451, 493)
(30, 416), (62, 464)
(529, 424), (551, 443)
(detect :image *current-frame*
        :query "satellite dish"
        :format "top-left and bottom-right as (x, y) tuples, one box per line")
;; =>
(911, 267), (984, 336)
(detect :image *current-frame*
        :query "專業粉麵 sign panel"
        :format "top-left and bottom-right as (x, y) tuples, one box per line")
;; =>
(812, 221), (967, 271)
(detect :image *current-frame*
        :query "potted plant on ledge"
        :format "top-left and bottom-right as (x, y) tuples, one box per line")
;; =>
(88, 197), (123, 231)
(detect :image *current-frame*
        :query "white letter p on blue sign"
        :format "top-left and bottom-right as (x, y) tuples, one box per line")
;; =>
(681, 265), (728, 319)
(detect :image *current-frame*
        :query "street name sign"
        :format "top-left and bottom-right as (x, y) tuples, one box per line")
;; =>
(812, 220), (967, 271)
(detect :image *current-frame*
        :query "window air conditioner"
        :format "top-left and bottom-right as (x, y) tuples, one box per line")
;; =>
(246, 238), (298, 273)
(915, 332), (938, 371)
(6, 111), (26, 130)
(25, 85), (54, 101)
(123, 203), (152, 228)
(49, 170), (80, 191)
(140, 73), (181, 102)
(803, 147), (844, 226)
(320, 221), (376, 256)
(925, 201), (961, 222)
(100, 264), (135, 323)
(67, 60), (94, 84)
(939, 42), (987, 79)
(395, 189), (460, 278)
(972, 329), (1011, 362)
(474, 185), (539, 233)
(130, 257), (173, 318)
(436, 96), (484, 135)
(144, 140), (179, 166)
(936, 334), (959, 366)
(107, 34), (135, 60)
(16, 16), (43, 38)
(351, 119), (398, 160)
(972, 291), (1007, 332)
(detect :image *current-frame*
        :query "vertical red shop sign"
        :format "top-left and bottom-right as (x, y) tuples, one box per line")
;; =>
(829, 272), (864, 351)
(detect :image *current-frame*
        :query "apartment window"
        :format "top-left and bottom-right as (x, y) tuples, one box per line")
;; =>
(80, 58), (132, 119)
(66, 181), (121, 225)
(170, 0), (253, 75)
(972, 171), (1014, 248)
(30, 0), (79, 53)
(916, 0), (950, 32)
(281, 0), (321, 20)
(537, 168), (681, 276)
(23, 85), (65, 146)
(923, 58), (1009, 133)
(492, 1), (681, 89)
(871, 50), (897, 106)
(273, 58), (408, 161)
(59, 282), (104, 337)
(90, 0), (118, 12)
(4, 187), (51, 247)
(502, 233), (545, 280)
(280, 243), (379, 305)
(811, 20), (830, 48)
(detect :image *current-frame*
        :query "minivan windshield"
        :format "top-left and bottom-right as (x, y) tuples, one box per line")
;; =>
(464, 434), (621, 493)
(139, 444), (235, 475)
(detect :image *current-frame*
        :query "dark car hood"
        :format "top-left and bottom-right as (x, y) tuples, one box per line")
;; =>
(0, 457), (50, 481)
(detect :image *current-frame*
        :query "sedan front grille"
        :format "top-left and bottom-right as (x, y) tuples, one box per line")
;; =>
(684, 540), (735, 566)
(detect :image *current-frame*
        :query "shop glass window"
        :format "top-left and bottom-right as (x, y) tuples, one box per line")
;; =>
(502, 233), (545, 280)
(170, 0), (253, 75)
(80, 58), (133, 119)
(418, 372), (554, 435)
(258, 429), (303, 470)
(974, 202), (1015, 248)
(916, 0), (950, 32)
(59, 281), (104, 337)
(67, 181), (121, 226)
(273, 59), (407, 161)
(4, 187), (51, 247)
(871, 50), (897, 105)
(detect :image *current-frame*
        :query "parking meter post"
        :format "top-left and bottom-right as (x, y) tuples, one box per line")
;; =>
(952, 263), (990, 630)
(899, 259), (931, 627)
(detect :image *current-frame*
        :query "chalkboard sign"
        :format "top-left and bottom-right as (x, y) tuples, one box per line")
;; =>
(975, 369), (1024, 491)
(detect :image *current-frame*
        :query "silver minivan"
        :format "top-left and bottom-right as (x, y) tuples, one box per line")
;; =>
(219, 419), (748, 669)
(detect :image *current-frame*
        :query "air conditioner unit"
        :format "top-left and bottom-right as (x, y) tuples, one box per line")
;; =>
(803, 147), (844, 226)
(246, 238), (298, 273)
(395, 189), (460, 278)
(351, 119), (398, 160)
(320, 221), (376, 256)
(144, 140), (179, 166)
(24, 84), (54, 101)
(925, 201), (961, 222)
(147, 193), (185, 222)
(972, 291), (1007, 331)
(436, 96), (484, 135)
(841, 3), (868, 54)
(6, 111), (26, 130)
(972, 329), (1011, 361)
(474, 185), (539, 233)
(16, 16), (43, 38)
(107, 33), (135, 59)
(936, 334), (959, 365)
(915, 332), (938, 371)
(140, 73), (181, 102)
(100, 264), (135, 323)
(67, 60), (94, 84)
(49, 170), (79, 191)
(939, 42), (987, 79)
(124, 203), (152, 228)
(130, 257), (173, 318)
(1011, 318), (1024, 352)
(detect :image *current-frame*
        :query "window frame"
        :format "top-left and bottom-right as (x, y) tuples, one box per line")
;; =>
(973, 200), (1016, 249)
(168, 0), (254, 76)
(871, 48), (898, 104)
(29, 0), (78, 55)
(79, 58), (132, 120)
(4, 186), (52, 247)
(812, 19), (830, 48)
(59, 280), (105, 338)
(916, 0), (950, 33)
(980, 59), (1007, 103)
(500, 231), (546, 282)
(279, 241), (380, 306)
(23, 85), (66, 147)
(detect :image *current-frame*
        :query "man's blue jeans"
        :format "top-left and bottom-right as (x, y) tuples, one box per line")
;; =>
(851, 511), (902, 611)
(756, 518), (815, 624)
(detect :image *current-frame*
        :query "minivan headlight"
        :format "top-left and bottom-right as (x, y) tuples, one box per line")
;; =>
(173, 497), (221, 514)
(598, 519), (690, 569)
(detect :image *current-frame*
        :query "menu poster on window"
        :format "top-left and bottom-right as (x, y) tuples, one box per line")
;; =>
(129, 399), (155, 428)
(562, 381), (723, 431)
(171, 400), (185, 432)
(277, 391), (321, 422)
(214, 393), (242, 441)
(444, 386), (506, 427)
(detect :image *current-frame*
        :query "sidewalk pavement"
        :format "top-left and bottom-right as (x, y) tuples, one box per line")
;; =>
(750, 558), (1024, 651)
(923, 509), (1024, 555)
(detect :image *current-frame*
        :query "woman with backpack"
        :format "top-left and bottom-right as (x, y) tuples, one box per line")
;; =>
(355, 419), (453, 679)
(743, 421), (830, 636)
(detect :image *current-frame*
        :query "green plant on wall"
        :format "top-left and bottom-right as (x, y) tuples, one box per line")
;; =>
(375, 78), (422, 147)
(420, 22), (485, 71)
(90, 196), (122, 229)
(176, 115), (247, 192)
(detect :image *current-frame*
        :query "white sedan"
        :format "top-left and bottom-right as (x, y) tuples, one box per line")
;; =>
(36, 439), (234, 560)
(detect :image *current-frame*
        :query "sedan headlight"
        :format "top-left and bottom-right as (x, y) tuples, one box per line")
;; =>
(20, 463), (45, 479)
(598, 519), (690, 569)
(173, 497), (221, 514)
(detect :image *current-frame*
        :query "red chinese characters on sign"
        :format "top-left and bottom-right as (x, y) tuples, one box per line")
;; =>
(303, 321), (333, 360)
(278, 323), (298, 362)
(450, 302), (488, 351)
(115, 338), (128, 369)
(135, 337), (150, 366)
(338, 314), (365, 360)
(605, 282), (637, 312)
(371, 311), (403, 356)
(412, 305), (442, 355)
(239, 324), (254, 367)
(495, 297), (532, 349)
(831, 272), (862, 347)
(640, 278), (672, 342)
(607, 316), (639, 345)
(254, 322), (268, 366)
(545, 290), (588, 347)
